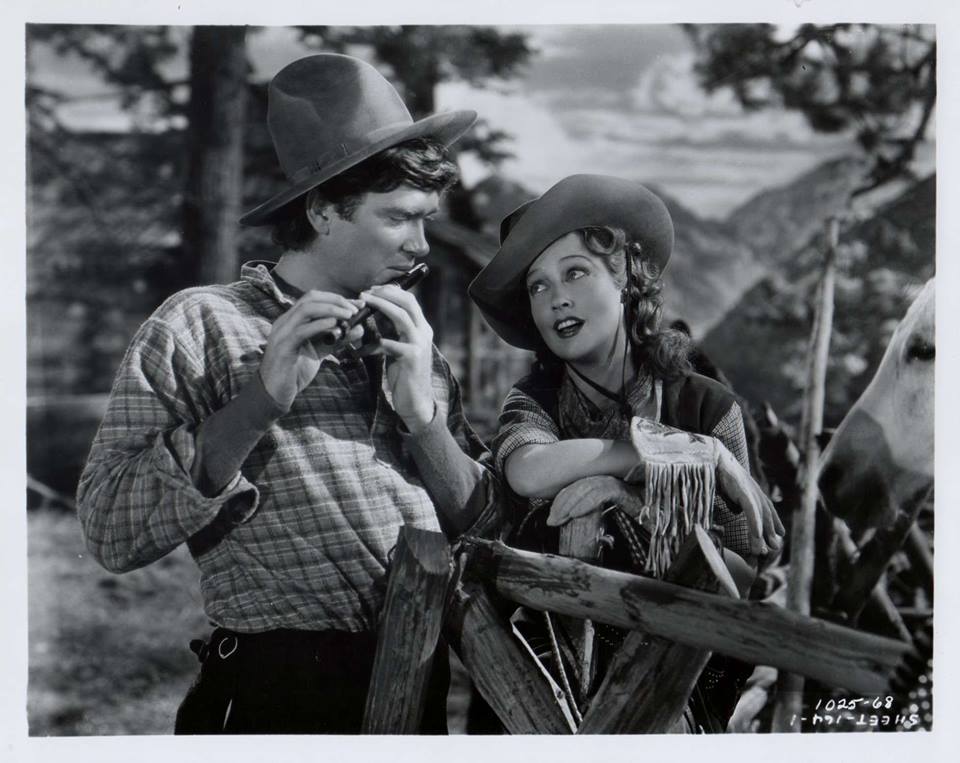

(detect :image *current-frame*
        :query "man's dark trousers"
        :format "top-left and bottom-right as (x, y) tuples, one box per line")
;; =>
(175, 628), (450, 734)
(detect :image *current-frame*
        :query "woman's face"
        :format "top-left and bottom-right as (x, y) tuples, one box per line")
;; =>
(525, 232), (625, 365)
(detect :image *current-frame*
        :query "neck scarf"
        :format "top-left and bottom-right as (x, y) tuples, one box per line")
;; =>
(557, 369), (716, 577)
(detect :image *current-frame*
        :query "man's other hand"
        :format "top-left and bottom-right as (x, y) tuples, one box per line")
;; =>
(260, 290), (363, 410)
(359, 284), (436, 432)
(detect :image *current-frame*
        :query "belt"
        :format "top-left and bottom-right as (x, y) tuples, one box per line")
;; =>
(190, 627), (378, 666)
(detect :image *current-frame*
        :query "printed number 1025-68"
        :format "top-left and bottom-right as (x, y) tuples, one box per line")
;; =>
(815, 697), (894, 711)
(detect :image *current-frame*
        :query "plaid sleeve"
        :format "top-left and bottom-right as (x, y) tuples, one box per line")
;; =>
(410, 349), (503, 539)
(709, 402), (753, 559)
(76, 316), (258, 573)
(491, 386), (562, 477)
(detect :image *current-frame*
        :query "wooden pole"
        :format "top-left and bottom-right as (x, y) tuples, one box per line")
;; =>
(578, 527), (738, 733)
(904, 522), (934, 597)
(445, 580), (575, 733)
(728, 665), (780, 732)
(558, 512), (605, 702)
(462, 537), (910, 695)
(868, 584), (914, 643)
(831, 517), (911, 642)
(831, 487), (932, 621)
(362, 526), (452, 734)
(772, 217), (838, 732)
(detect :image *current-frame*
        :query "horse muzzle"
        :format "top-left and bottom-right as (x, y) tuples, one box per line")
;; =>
(818, 408), (929, 539)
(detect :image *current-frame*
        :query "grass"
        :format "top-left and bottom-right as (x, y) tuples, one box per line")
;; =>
(28, 509), (210, 735)
(27, 508), (472, 736)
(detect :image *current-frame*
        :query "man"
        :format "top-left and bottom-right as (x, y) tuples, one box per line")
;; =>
(77, 54), (499, 734)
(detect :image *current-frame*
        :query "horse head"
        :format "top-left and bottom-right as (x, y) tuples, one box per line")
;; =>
(818, 278), (934, 539)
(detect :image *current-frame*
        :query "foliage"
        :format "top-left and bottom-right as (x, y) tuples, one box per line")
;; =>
(297, 26), (533, 110)
(688, 23), (936, 426)
(25, 24), (536, 396)
(28, 510), (208, 734)
(27, 125), (187, 396)
(685, 24), (935, 197)
(296, 25), (535, 164)
(27, 24), (535, 171)
(27, 25), (183, 127)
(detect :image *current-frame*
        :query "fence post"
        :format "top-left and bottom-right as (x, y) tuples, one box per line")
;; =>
(832, 486), (932, 622)
(578, 526), (738, 733)
(362, 526), (452, 734)
(446, 579), (575, 733)
(771, 217), (838, 732)
(558, 512), (605, 703)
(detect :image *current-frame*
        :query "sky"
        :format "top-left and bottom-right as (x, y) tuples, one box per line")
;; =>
(28, 24), (932, 219)
(439, 25), (862, 217)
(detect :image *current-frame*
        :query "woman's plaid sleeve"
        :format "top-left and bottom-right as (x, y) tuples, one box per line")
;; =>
(491, 386), (561, 477)
(709, 401), (753, 559)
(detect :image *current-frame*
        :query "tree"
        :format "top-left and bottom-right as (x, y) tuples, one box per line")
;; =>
(28, 25), (536, 285)
(26, 24), (537, 397)
(685, 24), (935, 197)
(182, 27), (249, 285)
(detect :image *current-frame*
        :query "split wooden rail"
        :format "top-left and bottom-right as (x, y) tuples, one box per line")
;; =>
(360, 520), (919, 734)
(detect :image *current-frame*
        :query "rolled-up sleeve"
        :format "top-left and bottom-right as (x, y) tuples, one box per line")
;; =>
(439, 354), (503, 538)
(491, 386), (561, 476)
(399, 350), (504, 539)
(76, 317), (258, 573)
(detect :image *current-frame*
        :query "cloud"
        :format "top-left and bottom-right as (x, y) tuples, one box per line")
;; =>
(494, 36), (861, 216)
(437, 80), (585, 191)
(518, 25), (688, 96)
(246, 27), (313, 81)
(631, 52), (745, 119)
(438, 68), (859, 219)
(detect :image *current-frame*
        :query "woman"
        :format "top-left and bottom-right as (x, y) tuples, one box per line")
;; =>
(468, 174), (783, 731)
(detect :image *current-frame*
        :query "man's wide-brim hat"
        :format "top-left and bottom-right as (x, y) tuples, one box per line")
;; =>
(468, 174), (674, 351)
(240, 54), (477, 226)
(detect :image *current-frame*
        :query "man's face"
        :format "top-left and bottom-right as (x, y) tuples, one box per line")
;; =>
(321, 185), (439, 295)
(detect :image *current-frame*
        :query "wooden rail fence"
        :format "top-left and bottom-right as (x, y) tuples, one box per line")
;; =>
(359, 519), (921, 734)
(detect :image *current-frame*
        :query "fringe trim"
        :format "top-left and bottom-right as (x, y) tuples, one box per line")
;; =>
(638, 461), (716, 577)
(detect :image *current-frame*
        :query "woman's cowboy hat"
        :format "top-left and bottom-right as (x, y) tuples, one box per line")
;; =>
(468, 174), (674, 351)
(240, 54), (477, 226)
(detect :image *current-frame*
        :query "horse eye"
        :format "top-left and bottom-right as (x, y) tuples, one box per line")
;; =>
(906, 337), (935, 362)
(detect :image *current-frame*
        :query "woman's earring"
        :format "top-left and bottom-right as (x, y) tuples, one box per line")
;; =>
(620, 289), (628, 305)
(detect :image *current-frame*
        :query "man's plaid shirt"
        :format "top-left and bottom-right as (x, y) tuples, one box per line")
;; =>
(77, 263), (499, 633)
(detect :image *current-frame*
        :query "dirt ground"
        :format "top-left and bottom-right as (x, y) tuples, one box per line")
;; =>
(27, 509), (472, 736)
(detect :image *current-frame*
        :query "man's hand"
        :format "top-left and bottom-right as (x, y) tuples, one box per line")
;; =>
(716, 444), (785, 558)
(359, 283), (436, 432)
(259, 290), (363, 410)
(547, 476), (645, 527)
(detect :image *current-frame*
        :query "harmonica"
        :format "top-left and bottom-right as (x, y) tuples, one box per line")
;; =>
(318, 263), (430, 347)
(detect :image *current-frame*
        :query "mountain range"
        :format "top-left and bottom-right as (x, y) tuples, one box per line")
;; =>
(700, 163), (934, 426)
